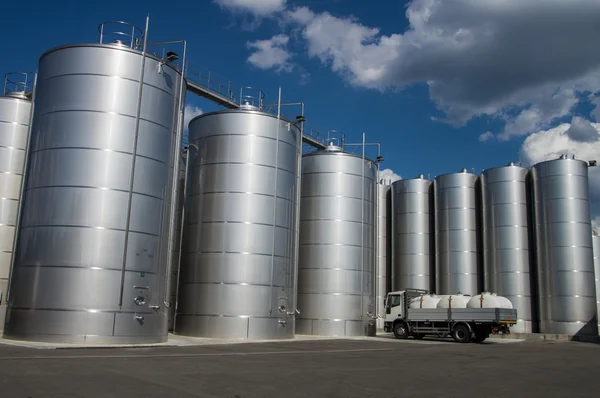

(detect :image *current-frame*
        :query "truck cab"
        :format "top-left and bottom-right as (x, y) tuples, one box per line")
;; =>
(382, 289), (426, 334)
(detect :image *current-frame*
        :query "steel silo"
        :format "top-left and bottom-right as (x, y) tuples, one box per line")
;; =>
(434, 170), (480, 295)
(375, 179), (391, 329)
(391, 175), (434, 292)
(593, 232), (600, 335)
(532, 155), (597, 336)
(175, 107), (301, 340)
(296, 144), (378, 336)
(481, 163), (534, 333)
(0, 73), (33, 333)
(4, 21), (185, 343)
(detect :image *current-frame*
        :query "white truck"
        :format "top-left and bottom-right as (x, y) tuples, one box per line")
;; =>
(383, 289), (518, 343)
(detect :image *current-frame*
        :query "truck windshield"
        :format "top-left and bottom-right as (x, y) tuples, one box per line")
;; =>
(389, 295), (401, 308)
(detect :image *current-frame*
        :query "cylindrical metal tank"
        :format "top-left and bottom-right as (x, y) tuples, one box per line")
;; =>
(481, 163), (534, 333)
(375, 180), (391, 330)
(434, 170), (480, 295)
(532, 155), (597, 336)
(4, 33), (184, 343)
(391, 175), (434, 292)
(175, 108), (301, 340)
(0, 77), (33, 333)
(296, 144), (377, 336)
(593, 232), (600, 335)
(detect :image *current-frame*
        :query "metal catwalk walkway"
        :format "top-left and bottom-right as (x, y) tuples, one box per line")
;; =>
(184, 60), (327, 149)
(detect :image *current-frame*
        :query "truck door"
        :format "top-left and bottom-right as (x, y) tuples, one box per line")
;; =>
(386, 294), (403, 319)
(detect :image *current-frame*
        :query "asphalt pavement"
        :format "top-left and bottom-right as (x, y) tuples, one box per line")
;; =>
(0, 335), (598, 397)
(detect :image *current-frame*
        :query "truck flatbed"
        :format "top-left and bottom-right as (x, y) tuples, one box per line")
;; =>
(407, 308), (517, 324)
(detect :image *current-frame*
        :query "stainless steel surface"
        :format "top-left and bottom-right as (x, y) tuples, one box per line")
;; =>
(593, 233), (600, 335)
(4, 41), (182, 344)
(175, 109), (300, 340)
(481, 164), (534, 333)
(391, 176), (434, 292)
(168, 152), (187, 331)
(434, 170), (480, 295)
(376, 180), (391, 329)
(0, 94), (32, 333)
(296, 147), (377, 336)
(532, 156), (597, 336)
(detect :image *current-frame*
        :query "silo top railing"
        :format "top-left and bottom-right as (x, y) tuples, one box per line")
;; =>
(3, 71), (34, 98)
(98, 21), (144, 49)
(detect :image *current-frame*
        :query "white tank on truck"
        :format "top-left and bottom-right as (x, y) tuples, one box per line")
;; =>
(436, 294), (471, 308)
(467, 293), (514, 309)
(410, 295), (441, 309)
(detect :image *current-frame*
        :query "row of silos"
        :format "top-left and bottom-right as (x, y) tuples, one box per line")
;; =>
(383, 157), (597, 336)
(0, 19), (384, 343)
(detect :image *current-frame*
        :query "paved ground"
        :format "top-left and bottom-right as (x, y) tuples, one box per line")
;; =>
(0, 335), (598, 397)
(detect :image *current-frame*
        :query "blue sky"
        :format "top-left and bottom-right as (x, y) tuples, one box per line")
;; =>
(1, 0), (599, 222)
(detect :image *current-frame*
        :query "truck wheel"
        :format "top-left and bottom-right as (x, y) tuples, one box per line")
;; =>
(451, 324), (471, 343)
(393, 322), (409, 339)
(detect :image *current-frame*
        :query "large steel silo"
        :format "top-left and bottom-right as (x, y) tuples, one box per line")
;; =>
(4, 23), (185, 343)
(391, 175), (434, 292)
(0, 74), (33, 333)
(375, 179), (391, 329)
(481, 163), (534, 333)
(434, 170), (480, 295)
(296, 144), (378, 336)
(532, 155), (597, 336)
(593, 232), (600, 335)
(175, 108), (301, 340)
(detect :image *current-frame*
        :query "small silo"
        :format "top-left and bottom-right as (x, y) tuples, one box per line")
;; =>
(434, 170), (480, 295)
(391, 175), (434, 292)
(532, 155), (597, 336)
(593, 231), (599, 335)
(4, 22), (185, 343)
(175, 107), (301, 340)
(0, 73), (33, 333)
(296, 143), (378, 337)
(375, 179), (391, 329)
(481, 163), (534, 333)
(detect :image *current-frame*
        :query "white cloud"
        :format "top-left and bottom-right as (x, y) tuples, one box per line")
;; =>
(378, 168), (402, 183)
(283, 1), (600, 137)
(183, 105), (203, 133)
(479, 131), (495, 142)
(592, 216), (600, 232)
(247, 34), (293, 73)
(519, 120), (600, 219)
(214, 0), (286, 16)
(566, 116), (600, 143)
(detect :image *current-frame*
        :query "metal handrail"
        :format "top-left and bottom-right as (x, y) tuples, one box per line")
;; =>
(239, 86), (265, 109)
(326, 129), (345, 148)
(3, 71), (34, 97)
(185, 60), (241, 103)
(98, 21), (144, 49)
